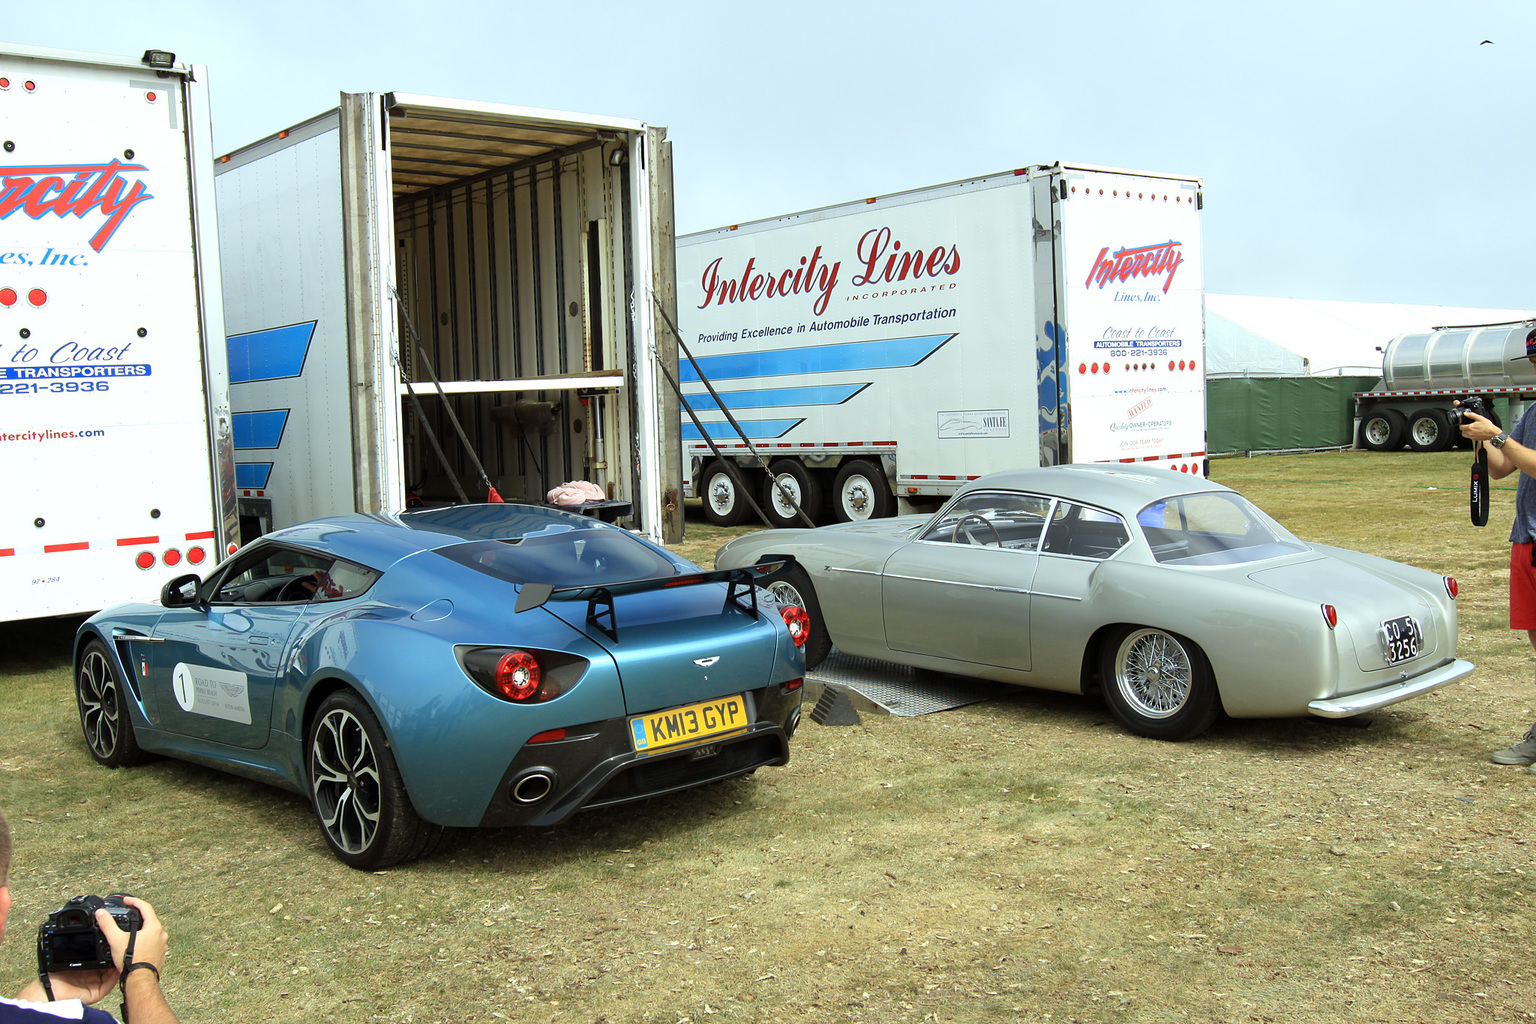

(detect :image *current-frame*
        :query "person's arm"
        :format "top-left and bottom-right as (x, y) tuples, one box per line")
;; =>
(99, 898), (180, 1024)
(1459, 410), (1535, 479)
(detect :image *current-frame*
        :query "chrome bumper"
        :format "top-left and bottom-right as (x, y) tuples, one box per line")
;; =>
(1307, 658), (1475, 718)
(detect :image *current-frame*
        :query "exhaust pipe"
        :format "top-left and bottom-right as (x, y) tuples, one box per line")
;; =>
(510, 769), (556, 804)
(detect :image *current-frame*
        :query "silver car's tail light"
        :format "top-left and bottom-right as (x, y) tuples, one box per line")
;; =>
(1444, 576), (1458, 599)
(780, 605), (810, 647)
(1321, 604), (1338, 629)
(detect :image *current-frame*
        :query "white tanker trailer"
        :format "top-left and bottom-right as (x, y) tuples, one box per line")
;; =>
(1354, 320), (1536, 451)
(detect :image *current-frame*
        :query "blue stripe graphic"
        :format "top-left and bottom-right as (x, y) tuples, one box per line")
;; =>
(232, 410), (289, 450)
(227, 322), (316, 384)
(235, 463), (273, 489)
(684, 384), (868, 412)
(682, 418), (804, 441)
(680, 334), (955, 383)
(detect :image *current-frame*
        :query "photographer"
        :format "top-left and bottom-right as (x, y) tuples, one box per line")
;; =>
(0, 808), (180, 1024)
(1459, 326), (1536, 770)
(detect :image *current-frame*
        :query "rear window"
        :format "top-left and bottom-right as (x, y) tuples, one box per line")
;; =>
(1137, 492), (1306, 565)
(437, 530), (679, 587)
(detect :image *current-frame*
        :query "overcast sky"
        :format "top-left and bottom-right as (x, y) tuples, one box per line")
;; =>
(7, 1), (1531, 308)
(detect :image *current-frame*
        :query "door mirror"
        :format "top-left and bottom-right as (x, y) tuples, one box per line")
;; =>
(160, 573), (203, 608)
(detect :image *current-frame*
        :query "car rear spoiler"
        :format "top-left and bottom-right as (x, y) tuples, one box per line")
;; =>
(512, 557), (799, 642)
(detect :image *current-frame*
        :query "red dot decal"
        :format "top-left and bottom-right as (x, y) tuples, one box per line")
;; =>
(27, 288), (46, 307)
(145, 91), (158, 103)
(1079, 363), (1087, 374)
(135, 551), (155, 570)
(0, 288), (15, 307)
(188, 547), (206, 565)
(1168, 361), (1175, 371)
(24, 80), (36, 92)
(163, 549), (182, 566)
(0, 77), (9, 89)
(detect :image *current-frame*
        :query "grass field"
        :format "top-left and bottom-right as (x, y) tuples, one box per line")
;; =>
(2, 450), (1534, 1023)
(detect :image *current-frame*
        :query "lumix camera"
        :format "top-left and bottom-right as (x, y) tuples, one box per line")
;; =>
(1452, 395), (1494, 426)
(36, 893), (141, 973)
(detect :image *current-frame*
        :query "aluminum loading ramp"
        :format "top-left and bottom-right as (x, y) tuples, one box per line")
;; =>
(805, 649), (1011, 717)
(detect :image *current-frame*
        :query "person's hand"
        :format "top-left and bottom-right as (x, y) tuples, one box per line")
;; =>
(98, 897), (170, 974)
(1456, 406), (1502, 442)
(16, 966), (118, 1006)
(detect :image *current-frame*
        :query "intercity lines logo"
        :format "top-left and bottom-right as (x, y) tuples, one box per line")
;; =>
(1084, 240), (1184, 294)
(0, 160), (154, 251)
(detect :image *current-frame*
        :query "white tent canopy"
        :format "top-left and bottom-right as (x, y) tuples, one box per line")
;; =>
(1205, 295), (1536, 379)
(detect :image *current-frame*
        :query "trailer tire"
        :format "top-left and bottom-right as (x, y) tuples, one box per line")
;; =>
(700, 460), (750, 527)
(831, 460), (893, 522)
(1358, 408), (1406, 451)
(1405, 408), (1453, 452)
(765, 460), (822, 528)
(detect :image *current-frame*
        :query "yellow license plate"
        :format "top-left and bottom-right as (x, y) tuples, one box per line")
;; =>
(630, 694), (749, 753)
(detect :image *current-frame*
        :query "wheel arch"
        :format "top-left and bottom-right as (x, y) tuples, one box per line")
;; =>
(1082, 620), (1227, 715)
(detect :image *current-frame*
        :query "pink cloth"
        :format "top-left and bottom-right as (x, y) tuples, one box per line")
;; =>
(547, 480), (607, 505)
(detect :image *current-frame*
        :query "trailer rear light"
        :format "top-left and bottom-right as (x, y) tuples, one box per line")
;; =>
(1444, 577), (1458, 599)
(134, 551), (155, 570)
(780, 605), (810, 647)
(227, 543), (239, 555)
(187, 547), (206, 565)
(24, 81), (35, 93)
(144, 91), (157, 104)
(1321, 605), (1338, 629)
(163, 548), (181, 567)
(0, 288), (15, 307)
(27, 288), (46, 307)
(0, 78), (9, 90)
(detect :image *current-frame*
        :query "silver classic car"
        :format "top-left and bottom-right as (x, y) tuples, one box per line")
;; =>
(716, 465), (1472, 740)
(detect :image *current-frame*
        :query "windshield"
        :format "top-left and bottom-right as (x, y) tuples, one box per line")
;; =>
(437, 529), (680, 586)
(1137, 492), (1307, 566)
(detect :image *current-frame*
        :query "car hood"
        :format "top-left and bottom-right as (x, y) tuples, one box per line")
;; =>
(1246, 555), (1440, 671)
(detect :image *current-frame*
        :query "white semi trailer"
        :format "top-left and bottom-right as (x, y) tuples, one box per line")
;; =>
(675, 163), (1207, 526)
(216, 93), (682, 542)
(0, 43), (236, 622)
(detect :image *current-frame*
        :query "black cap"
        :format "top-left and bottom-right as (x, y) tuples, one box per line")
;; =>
(1512, 326), (1536, 362)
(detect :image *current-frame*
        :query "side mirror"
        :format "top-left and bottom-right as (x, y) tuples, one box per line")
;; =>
(160, 573), (203, 608)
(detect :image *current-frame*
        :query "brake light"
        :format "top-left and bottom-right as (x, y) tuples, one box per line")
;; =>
(1321, 604), (1338, 629)
(1444, 576), (1458, 599)
(495, 650), (541, 701)
(780, 605), (810, 647)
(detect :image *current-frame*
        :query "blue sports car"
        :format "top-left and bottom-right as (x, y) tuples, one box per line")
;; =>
(73, 505), (809, 868)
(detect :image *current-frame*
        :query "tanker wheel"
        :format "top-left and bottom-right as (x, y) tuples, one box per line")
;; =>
(1358, 408), (1405, 451)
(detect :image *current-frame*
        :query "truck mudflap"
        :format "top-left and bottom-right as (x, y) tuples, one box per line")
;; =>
(1306, 658), (1474, 718)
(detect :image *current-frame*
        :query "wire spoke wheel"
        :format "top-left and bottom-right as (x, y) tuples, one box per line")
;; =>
(1100, 626), (1220, 740)
(310, 706), (384, 856)
(1114, 629), (1192, 718)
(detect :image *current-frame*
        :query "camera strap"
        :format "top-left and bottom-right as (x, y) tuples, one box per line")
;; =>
(37, 970), (55, 1001)
(1471, 445), (1490, 527)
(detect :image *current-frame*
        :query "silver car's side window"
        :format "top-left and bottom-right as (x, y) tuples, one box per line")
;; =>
(1039, 502), (1131, 559)
(920, 492), (1053, 550)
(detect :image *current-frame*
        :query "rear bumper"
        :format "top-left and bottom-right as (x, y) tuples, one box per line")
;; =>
(476, 681), (803, 827)
(1307, 658), (1474, 718)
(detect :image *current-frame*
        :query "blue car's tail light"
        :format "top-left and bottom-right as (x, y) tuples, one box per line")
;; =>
(456, 646), (587, 703)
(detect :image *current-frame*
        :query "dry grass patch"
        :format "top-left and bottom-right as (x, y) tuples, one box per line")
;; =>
(1, 451), (1535, 1022)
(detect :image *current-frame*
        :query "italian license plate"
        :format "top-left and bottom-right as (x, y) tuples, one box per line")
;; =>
(630, 693), (748, 754)
(1379, 616), (1423, 664)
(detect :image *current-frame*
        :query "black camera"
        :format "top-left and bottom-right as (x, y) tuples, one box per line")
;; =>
(1453, 395), (1495, 426)
(36, 893), (141, 974)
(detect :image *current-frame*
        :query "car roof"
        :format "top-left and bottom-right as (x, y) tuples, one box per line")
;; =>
(258, 504), (624, 571)
(957, 464), (1229, 512)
